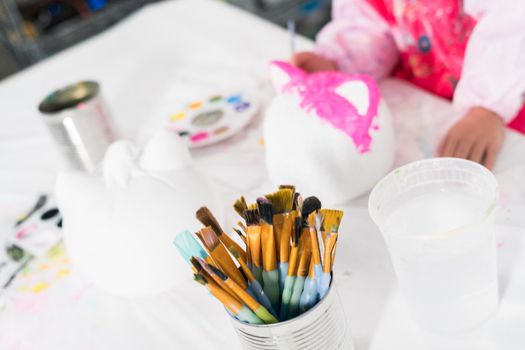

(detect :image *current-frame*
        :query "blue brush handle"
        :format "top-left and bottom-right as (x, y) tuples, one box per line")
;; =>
(318, 272), (331, 299)
(249, 280), (277, 317)
(299, 276), (318, 313)
(237, 305), (264, 324)
(313, 263), (323, 295)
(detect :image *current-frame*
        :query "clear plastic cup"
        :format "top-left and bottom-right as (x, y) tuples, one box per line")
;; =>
(369, 158), (499, 334)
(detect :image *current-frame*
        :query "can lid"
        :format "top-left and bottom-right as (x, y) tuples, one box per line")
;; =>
(39, 81), (100, 114)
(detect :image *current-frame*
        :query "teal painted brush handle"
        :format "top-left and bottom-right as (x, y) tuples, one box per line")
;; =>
(299, 276), (318, 313)
(280, 275), (296, 320)
(237, 305), (264, 324)
(278, 262), (288, 291)
(248, 280), (277, 317)
(288, 276), (306, 319)
(252, 266), (263, 286)
(318, 272), (331, 299)
(262, 269), (280, 311)
(254, 305), (279, 324)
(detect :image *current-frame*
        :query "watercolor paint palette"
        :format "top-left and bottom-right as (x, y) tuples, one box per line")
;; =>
(167, 93), (258, 148)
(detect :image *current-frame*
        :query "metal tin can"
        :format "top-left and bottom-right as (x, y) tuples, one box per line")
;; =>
(38, 81), (117, 172)
(230, 283), (356, 350)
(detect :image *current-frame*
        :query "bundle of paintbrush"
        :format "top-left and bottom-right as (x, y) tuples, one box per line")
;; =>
(174, 186), (344, 324)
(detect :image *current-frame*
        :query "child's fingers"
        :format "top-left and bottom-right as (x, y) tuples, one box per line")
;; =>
(439, 135), (457, 157)
(468, 142), (486, 164)
(291, 52), (311, 67)
(454, 139), (472, 159)
(483, 143), (498, 170)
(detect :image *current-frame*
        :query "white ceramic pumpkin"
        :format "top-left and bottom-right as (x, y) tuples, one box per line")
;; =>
(264, 61), (395, 204)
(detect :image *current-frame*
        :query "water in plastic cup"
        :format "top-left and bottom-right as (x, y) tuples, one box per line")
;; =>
(368, 158), (499, 334)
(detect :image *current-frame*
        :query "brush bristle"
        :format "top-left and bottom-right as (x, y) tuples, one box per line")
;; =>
(256, 197), (274, 224)
(247, 203), (258, 210)
(196, 207), (223, 236)
(233, 196), (248, 218)
(208, 263), (228, 281)
(244, 209), (260, 226)
(307, 212), (316, 228)
(265, 188), (294, 214)
(196, 257), (214, 275)
(194, 273), (207, 285)
(195, 226), (221, 251)
(315, 212), (324, 232)
(301, 196), (322, 222)
(320, 209), (344, 233)
(292, 216), (302, 246)
(294, 193), (303, 211)
(190, 256), (202, 272)
(233, 228), (245, 238)
(279, 184), (295, 194)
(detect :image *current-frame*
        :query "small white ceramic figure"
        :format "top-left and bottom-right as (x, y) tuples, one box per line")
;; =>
(55, 129), (222, 297)
(264, 61), (395, 204)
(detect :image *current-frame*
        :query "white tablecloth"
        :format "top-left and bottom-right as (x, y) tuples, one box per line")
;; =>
(1, 1), (525, 349)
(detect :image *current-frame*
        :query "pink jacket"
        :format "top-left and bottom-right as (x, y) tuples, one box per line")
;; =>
(315, 0), (525, 124)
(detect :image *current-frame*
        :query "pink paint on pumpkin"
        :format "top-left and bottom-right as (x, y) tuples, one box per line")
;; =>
(271, 61), (381, 153)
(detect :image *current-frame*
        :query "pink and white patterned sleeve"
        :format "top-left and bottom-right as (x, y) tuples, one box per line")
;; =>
(315, 0), (398, 79)
(454, 0), (525, 122)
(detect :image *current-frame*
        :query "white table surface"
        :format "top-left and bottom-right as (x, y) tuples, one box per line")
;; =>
(1, 0), (525, 349)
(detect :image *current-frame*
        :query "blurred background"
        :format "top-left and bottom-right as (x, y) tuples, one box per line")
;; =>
(0, 0), (331, 80)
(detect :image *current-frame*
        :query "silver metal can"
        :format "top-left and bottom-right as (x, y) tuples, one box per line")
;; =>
(38, 81), (117, 172)
(230, 283), (356, 350)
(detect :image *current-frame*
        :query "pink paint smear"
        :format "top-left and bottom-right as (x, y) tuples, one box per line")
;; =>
(271, 60), (380, 153)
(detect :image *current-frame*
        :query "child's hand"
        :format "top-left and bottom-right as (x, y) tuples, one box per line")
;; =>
(292, 52), (337, 73)
(439, 107), (505, 170)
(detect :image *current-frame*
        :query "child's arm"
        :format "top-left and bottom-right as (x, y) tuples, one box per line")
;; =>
(441, 0), (525, 169)
(294, 0), (398, 78)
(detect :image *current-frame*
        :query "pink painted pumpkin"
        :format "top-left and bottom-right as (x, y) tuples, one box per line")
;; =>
(264, 61), (395, 204)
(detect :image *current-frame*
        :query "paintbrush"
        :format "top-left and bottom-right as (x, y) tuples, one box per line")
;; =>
(299, 258), (318, 312)
(257, 197), (280, 312)
(196, 207), (246, 261)
(287, 19), (296, 57)
(195, 226), (247, 290)
(190, 257), (243, 305)
(229, 246), (276, 317)
(285, 196), (322, 318)
(15, 195), (47, 226)
(288, 231), (312, 319)
(307, 210), (324, 297)
(233, 228), (247, 245)
(173, 230), (209, 264)
(233, 196), (248, 219)
(279, 216), (302, 320)
(244, 208), (263, 285)
(198, 258), (278, 324)
(265, 188), (295, 291)
(237, 221), (247, 234)
(318, 209), (344, 298)
(193, 273), (263, 324)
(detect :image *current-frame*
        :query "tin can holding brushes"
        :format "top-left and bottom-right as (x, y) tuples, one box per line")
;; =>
(230, 282), (355, 350)
(38, 81), (117, 172)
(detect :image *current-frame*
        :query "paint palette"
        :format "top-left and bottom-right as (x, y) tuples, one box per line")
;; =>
(167, 93), (258, 148)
